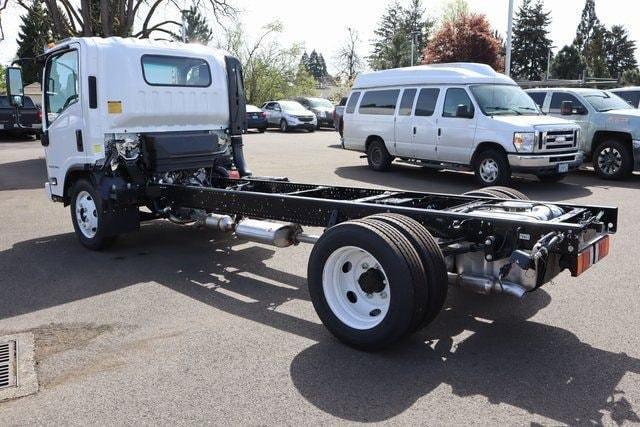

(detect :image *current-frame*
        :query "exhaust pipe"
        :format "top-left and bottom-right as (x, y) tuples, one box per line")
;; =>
(447, 272), (527, 298)
(201, 214), (319, 247)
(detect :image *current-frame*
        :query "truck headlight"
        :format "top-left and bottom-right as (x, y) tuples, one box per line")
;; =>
(513, 132), (535, 152)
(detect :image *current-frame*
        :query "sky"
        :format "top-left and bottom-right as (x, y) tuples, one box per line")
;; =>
(1, 0), (639, 73)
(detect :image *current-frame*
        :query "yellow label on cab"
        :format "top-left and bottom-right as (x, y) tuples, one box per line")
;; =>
(107, 101), (123, 114)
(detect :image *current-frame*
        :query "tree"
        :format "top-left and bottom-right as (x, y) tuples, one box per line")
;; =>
(16, 0), (54, 84)
(585, 24), (610, 77)
(550, 45), (585, 79)
(216, 21), (316, 105)
(174, 5), (212, 44)
(573, 0), (600, 56)
(1, 0), (235, 41)
(423, 11), (503, 71)
(605, 25), (637, 78)
(0, 64), (5, 93)
(335, 27), (363, 81)
(368, 0), (434, 70)
(510, 0), (552, 81)
(441, 0), (468, 24)
(620, 68), (640, 86)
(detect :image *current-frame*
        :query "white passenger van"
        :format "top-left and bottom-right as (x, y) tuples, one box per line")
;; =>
(342, 63), (583, 185)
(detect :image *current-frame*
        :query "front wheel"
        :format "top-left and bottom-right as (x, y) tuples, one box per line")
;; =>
(279, 119), (289, 133)
(473, 149), (511, 186)
(593, 140), (633, 180)
(70, 178), (116, 250)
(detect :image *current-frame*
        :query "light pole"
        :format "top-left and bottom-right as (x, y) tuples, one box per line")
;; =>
(546, 45), (556, 80)
(505, 0), (514, 76)
(181, 10), (188, 43)
(410, 31), (420, 66)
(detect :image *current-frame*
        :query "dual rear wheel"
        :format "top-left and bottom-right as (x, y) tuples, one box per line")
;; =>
(307, 214), (447, 351)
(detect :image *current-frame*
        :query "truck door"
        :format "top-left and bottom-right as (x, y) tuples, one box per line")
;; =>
(43, 46), (85, 197)
(548, 91), (590, 150)
(412, 88), (440, 161)
(436, 87), (477, 164)
(394, 88), (417, 157)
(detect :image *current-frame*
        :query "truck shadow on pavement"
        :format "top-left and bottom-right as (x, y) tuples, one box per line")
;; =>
(0, 158), (47, 191)
(334, 164), (598, 202)
(1, 223), (639, 424)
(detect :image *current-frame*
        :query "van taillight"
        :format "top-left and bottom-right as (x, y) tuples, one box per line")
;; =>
(37, 110), (42, 122)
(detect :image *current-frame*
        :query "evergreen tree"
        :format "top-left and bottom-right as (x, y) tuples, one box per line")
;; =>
(369, 0), (434, 70)
(573, 0), (600, 56)
(308, 50), (320, 79)
(585, 25), (610, 77)
(605, 25), (637, 78)
(299, 52), (310, 72)
(317, 54), (328, 78)
(550, 45), (585, 79)
(175, 6), (213, 44)
(620, 68), (640, 86)
(510, 0), (552, 81)
(16, 0), (55, 85)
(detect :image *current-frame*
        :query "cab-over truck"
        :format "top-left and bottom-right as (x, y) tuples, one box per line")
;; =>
(4, 37), (617, 350)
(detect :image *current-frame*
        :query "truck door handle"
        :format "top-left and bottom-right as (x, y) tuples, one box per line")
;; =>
(413, 126), (416, 135)
(438, 128), (442, 136)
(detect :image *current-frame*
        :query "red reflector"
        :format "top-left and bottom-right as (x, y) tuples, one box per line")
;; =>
(228, 170), (240, 179)
(597, 235), (609, 260)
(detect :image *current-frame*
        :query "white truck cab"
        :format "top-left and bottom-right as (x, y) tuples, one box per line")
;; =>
(343, 63), (583, 186)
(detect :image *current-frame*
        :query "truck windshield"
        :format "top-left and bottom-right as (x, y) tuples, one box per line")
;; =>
(470, 84), (541, 116)
(583, 91), (633, 112)
(308, 98), (334, 108)
(279, 101), (309, 113)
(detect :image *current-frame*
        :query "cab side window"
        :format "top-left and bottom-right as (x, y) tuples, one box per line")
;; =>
(442, 88), (474, 118)
(527, 91), (547, 109)
(550, 92), (586, 114)
(45, 49), (79, 124)
(616, 91), (640, 108)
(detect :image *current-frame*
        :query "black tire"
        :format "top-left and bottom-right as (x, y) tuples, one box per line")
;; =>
(365, 214), (448, 329)
(473, 149), (511, 186)
(258, 127), (266, 133)
(366, 139), (393, 171)
(279, 119), (289, 133)
(593, 140), (633, 180)
(338, 119), (344, 137)
(69, 178), (117, 250)
(464, 186), (529, 200)
(307, 219), (426, 351)
(537, 173), (567, 183)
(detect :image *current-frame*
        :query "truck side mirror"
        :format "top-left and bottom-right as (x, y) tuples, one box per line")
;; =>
(6, 67), (24, 107)
(456, 104), (471, 118)
(560, 100), (573, 115)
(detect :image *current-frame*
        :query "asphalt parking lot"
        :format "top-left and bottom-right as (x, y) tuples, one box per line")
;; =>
(1, 129), (639, 425)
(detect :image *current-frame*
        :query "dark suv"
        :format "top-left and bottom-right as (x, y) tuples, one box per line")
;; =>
(294, 97), (335, 129)
(0, 95), (42, 138)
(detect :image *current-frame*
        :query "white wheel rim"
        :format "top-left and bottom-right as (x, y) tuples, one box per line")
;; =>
(75, 190), (98, 238)
(322, 246), (390, 330)
(597, 146), (622, 176)
(479, 158), (499, 183)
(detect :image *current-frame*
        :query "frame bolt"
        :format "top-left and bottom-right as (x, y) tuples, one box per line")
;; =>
(485, 254), (493, 261)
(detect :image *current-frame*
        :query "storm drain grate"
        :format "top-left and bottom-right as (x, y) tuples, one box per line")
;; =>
(0, 341), (17, 389)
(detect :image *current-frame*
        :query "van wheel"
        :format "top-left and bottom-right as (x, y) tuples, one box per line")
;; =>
(280, 119), (289, 133)
(367, 139), (393, 171)
(70, 179), (116, 250)
(474, 149), (511, 186)
(593, 140), (633, 180)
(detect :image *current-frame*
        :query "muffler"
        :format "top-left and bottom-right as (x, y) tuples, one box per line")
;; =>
(447, 272), (527, 298)
(201, 214), (319, 247)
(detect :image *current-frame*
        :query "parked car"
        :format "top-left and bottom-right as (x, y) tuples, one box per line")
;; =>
(294, 96), (334, 129)
(245, 104), (267, 132)
(0, 95), (42, 138)
(342, 63), (582, 186)
(333, 96), (347, 136)
(261, 100), (317, 132)
(610, 87), (640, 108)
(526, 87), (640, 179)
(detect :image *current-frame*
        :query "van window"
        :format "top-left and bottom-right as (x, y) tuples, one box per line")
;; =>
(415, 88), (440, 116)
(345, 91), (361, 114)
(141, 55), (211, 87)
(442, 88), (474, 118)
(398, 89), (417, 116)
(358, 89), (400, 115)
(550, 92), (586, 113)
(527, 91), (547, 108)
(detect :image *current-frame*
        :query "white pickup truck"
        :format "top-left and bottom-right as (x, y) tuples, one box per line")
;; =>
(342, 64), (583, 186)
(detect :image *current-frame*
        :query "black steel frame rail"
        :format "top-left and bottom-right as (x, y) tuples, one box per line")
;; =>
(151, 177), (617, 247)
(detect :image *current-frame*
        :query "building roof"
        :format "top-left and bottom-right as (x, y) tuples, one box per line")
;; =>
(352, 63), (514, 89)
